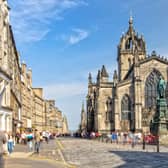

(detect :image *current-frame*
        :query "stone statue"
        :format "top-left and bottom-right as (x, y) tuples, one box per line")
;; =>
(157, 76), (166, 99)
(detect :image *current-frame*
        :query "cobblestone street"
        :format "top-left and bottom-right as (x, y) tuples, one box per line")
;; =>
(60, 138), (168, 168)
(4, 138), (168, 168)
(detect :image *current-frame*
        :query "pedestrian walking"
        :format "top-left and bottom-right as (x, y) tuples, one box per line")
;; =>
(3, 131), (8, 155)
(44, 131), (49, 144)
(21, 131), (27, 144)
(27, 132), (33, 152)
(111, 132), (115, 143)
(123, 132), (128, 145)
(34, 129), (41, 153)
(15, 132), (20, 144)
(0, 130), (7, 168)
(7, 134), (14, 154)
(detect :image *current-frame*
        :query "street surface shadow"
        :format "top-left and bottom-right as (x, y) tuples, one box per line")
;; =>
(109, 150), (168, 168)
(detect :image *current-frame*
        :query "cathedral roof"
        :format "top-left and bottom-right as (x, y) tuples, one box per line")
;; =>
(101, 65), (109, 77)
(123, 51), (168, 80)
(139, 51), (168, 65)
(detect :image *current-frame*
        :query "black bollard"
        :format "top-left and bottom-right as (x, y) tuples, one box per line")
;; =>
(157, 136), (159, 153)
(142, 137), (145, 150)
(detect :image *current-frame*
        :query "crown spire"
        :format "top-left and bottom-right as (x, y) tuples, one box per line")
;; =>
(129, 15), (133, 28)
(129, 10), (133, 24)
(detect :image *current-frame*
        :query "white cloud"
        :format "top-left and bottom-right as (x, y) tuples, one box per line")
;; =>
(69, 29), (89, 45)
(60, 28), (90, 45)
(43, 82), (87, 99)
(9, 0), (87, 43)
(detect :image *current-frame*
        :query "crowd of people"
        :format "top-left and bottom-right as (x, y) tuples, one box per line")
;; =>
(78, 130), (156, 147)
(0, 129), (60, 157)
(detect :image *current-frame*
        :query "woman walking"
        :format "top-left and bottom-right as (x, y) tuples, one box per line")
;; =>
(8, 134), (14, 154)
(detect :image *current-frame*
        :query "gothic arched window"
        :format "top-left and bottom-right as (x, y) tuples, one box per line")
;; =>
(145, 69), (162, 108)
(106, 97), (112, 121)
(121, 94), (131, 120)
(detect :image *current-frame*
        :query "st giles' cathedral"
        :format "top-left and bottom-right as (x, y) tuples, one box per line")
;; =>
(86, 17), (168, 133)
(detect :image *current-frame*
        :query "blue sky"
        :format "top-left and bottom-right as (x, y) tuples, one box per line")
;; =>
(9, 0), (168, 131)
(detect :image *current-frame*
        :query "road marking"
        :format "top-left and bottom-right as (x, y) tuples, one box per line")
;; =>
(56, 139), (64, 150)
(56, 139), (77, 168)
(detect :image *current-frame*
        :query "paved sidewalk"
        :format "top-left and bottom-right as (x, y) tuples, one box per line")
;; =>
(5, 158), (66, 168)
(4, 140), (69, 168)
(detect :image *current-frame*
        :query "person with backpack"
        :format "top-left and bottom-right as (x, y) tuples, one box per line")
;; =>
(27, 132), (33, 152)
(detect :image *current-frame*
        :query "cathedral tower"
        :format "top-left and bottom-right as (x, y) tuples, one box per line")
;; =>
(117, 16), (146, 81)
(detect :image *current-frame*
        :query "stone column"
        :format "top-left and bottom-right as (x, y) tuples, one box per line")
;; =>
(114, 98), (120, 130)
(134, 64), (142, 131)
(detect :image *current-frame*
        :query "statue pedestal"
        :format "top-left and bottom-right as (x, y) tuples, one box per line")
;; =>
(151, 98), (168, 144)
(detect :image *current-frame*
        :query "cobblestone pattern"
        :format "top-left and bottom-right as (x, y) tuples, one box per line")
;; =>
(60, 138), (168, 168)
(31, 141), (62, 161)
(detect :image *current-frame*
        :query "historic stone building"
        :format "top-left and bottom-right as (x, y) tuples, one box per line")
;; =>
(21, 63), (33, 130)
(0, 0), (22, 133)
(45, 100), (58, 132)
(0, 0), (69, 134)
(62, 115), (69, 134)
(32, 88), (45, 131)
(0, 0), (12, 132)
(87, 17), (168, 134)
(54, 107), (63, 133)
(44, 100), (69, 134)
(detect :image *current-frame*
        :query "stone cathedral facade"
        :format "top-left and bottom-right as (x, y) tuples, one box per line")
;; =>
(87, 17), (168, 134)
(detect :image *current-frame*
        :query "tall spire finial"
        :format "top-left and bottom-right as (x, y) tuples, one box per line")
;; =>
(88, 72), (92, 84)
(129, 10), (133, 26)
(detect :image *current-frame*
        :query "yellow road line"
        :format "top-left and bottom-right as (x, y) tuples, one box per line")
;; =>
(56, 139), (64, 150)
(56, 139), (77, 168)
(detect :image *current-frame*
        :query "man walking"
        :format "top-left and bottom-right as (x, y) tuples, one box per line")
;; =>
(34, 129), (41, 153)
(0, 130), (7, 168)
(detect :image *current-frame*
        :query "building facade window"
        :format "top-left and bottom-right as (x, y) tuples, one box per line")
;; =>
(121, 94), (131, 120)
(145, 69), (161, 108)
(106, 97), (112, 121)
